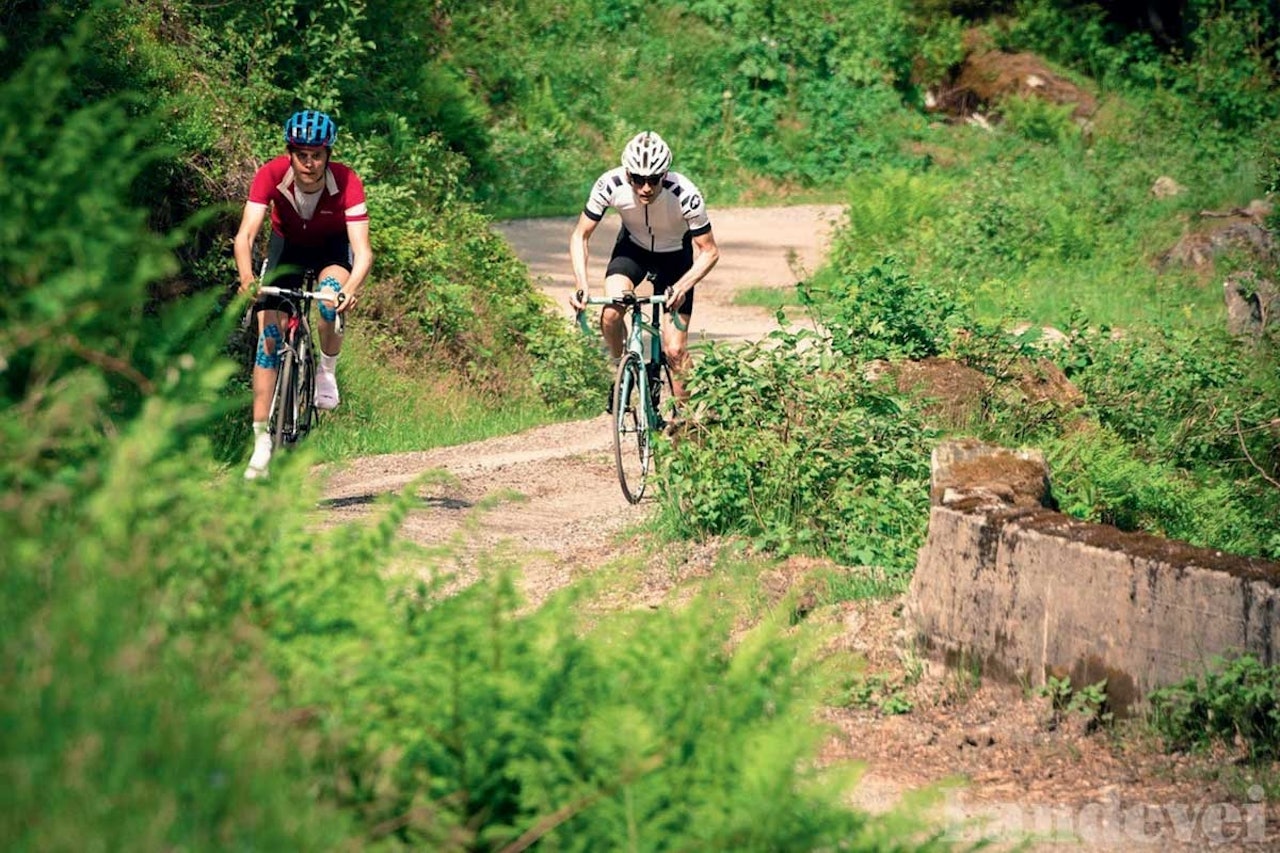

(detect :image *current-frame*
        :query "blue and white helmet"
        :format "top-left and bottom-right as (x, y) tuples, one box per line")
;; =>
(284, 110), (337, 147)
(621, 131), (672, 175)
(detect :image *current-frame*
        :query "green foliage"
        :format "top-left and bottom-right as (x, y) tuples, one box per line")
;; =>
(342, 0), (934, 210)
(808, 132), (1280, 561)
(0, 23), (201, 480)
(846, 672), (915, 715)
(1176, 0), (1280, 130)
(1, 36), (358, 848)
(1000, 93), (1080, 145)
(703, 0), (927, 186)
(1055, 318), (1280, 473)
(942, 311), (1280, 557)
(1037, 676), (1113, 729)
(803, 256), (967, 361)
(342, 118), (606, 416)
(273, 567), (895, 850)
(832, 166), (958, 270)
(1002, 0), (1165, 89)
(909, 12), (967, 87)
(658, 328), (934, 572)
(1150, 656), (1280, 761)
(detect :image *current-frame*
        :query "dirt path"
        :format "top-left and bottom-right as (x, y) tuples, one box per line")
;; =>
(319, 206), (1276, 850)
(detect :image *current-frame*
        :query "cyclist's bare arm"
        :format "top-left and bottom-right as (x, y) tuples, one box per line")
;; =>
(666, 228), (720, 314)
(569, 212), (599, 310)
(339, 218), (373, 313)
(233, 201), (269, 295)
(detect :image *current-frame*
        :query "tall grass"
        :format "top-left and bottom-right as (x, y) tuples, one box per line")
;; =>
(309, 330), (560, 458)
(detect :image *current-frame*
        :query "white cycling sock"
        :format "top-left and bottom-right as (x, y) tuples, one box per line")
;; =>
(252, 420), (268, 436)
(320, 352), (339, 373)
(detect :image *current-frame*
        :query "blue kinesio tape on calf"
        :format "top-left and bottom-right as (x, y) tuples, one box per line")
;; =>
(255, 323), (282, 368)
(318, 276), (342, 322)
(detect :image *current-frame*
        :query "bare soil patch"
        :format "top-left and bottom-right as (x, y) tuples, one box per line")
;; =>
(319, 205), (1278, 849)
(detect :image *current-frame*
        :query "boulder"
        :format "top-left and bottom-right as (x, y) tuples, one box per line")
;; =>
(1224, 270), (1280, 338)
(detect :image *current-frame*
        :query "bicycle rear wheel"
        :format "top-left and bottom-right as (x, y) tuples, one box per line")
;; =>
(271, 348), (298, 449)
(613, 354), (651, 504)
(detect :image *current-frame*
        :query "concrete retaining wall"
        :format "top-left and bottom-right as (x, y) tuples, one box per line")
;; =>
(905, 440), (1280, 714)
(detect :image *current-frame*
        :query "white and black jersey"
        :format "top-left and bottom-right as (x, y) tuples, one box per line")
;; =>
(583, 167), (711, 254)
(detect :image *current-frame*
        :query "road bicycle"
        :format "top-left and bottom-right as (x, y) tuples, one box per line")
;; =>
(254, 274), (344, 451)
(581, 290), (680, 503)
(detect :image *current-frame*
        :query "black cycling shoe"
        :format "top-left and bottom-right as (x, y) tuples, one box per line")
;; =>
(605, 383), (615, 415)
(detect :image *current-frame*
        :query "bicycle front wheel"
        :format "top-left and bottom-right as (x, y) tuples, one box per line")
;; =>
(271, 349), (298, 449)
(295, 332), (315, 441)
(613, 354), (652, 504)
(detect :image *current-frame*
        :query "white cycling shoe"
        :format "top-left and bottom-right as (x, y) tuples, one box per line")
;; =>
(315, 369), (340, 411)
(244, 433), (273, 480)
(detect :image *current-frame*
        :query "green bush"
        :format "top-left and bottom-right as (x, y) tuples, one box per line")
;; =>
(1043, 425), (1269, 554)
(1, 34), (359, 849)
(802, 256), (967, 362)
(344, 121), (607, 416)
(1055, 318), (1280, 474)
(1150, 656), (1280, 761)
(659, 328), (933, 573)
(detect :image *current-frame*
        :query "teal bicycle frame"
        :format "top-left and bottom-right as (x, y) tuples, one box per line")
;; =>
(583, 291), (676, 503)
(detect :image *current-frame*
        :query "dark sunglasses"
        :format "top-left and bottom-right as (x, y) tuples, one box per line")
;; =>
(628, 172), (665, 187)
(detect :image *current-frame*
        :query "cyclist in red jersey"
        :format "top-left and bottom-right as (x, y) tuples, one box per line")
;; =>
(233, 109), (372, 479)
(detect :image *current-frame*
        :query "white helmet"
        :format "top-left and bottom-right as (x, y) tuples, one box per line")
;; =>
(621, 131), (673, 176)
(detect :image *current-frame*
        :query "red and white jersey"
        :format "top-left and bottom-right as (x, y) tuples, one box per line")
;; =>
(583, 167), (711, 253)
(247, 155), (368, 247)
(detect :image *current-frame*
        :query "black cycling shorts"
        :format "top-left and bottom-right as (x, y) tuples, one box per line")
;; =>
(605, 228), (695, 315)
(256, 232), (352, 314)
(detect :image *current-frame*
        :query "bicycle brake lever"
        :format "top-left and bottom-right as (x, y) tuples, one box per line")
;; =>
(573, 291), (593, 335)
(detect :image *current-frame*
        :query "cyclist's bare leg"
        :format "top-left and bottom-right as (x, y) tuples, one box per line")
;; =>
(661, 309), (693, 402)
(601, 272), (635, 360)
(311, 264), (350, 411)
(252, 307), (286, 421)
(315, 263), (350, 356)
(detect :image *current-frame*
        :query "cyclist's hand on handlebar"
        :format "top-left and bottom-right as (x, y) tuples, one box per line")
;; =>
(334, 291), (354, 314)
(237, 276), (257, 297)
(666, 285), (688, 314)
(569, 288), (587, 312)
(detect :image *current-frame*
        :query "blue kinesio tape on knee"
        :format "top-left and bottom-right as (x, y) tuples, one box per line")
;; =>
(255, 324), (282, 369)
(318, 276), (342, 322)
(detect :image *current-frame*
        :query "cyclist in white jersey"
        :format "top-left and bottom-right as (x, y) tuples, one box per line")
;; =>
(569, 131), (720, 404)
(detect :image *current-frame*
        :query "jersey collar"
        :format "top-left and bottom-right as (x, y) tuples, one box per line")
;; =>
(276, 165), (338, 213)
